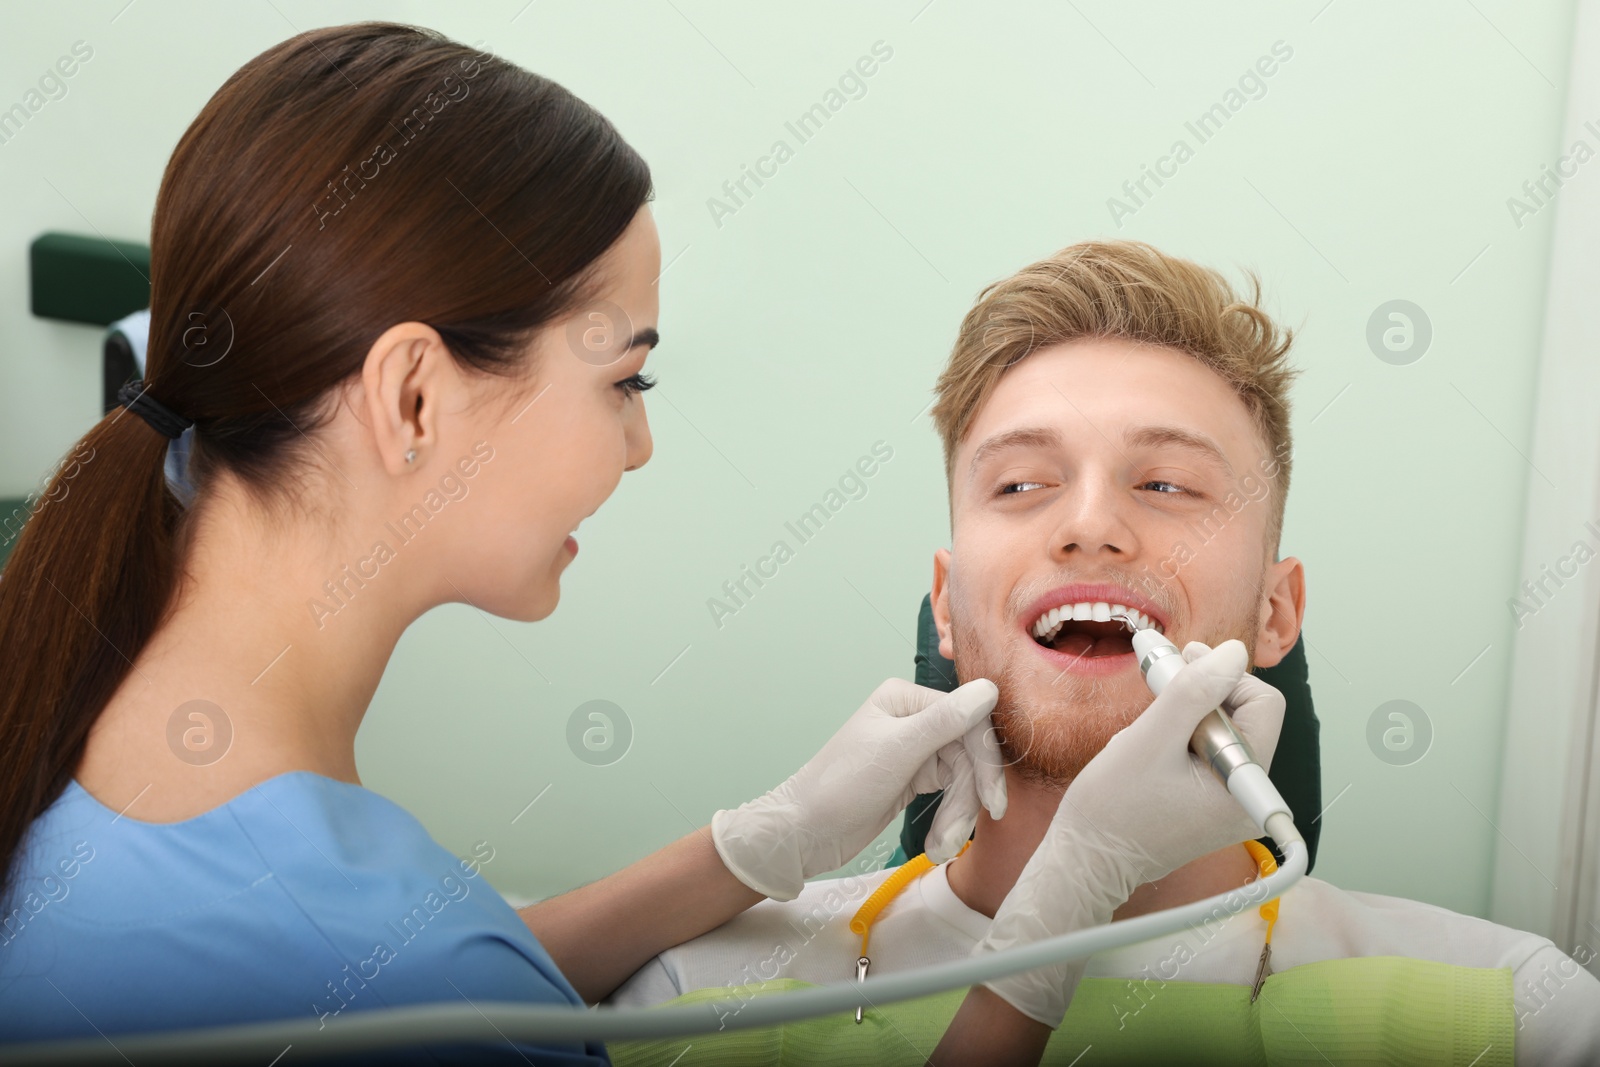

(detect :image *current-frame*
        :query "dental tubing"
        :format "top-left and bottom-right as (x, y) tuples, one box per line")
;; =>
(3, 637), (1306, 1064)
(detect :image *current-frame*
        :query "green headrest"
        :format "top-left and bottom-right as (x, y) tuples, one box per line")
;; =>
(899, 594), (1322, 872)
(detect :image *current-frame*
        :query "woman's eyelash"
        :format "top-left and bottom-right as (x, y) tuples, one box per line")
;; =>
(616, 371), (656, 396)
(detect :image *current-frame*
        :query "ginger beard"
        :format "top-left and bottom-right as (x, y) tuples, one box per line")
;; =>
(947, 571), (1264, 787)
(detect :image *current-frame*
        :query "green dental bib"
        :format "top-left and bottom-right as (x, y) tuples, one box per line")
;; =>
(609, 957), (1512, 1066)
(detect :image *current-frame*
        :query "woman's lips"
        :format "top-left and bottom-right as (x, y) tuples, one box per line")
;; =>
(564, 535), (578, 557)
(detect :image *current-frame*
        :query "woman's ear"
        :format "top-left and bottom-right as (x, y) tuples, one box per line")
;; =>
(1254, 556), (1305, 668)
(361, 322), (451, 474)
(932, 548), (956, 661)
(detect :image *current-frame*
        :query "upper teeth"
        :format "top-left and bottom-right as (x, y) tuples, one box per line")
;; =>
(1031, 602), (1160, 642)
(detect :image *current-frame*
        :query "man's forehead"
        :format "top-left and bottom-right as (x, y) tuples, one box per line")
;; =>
(956, 341), (1262, 479)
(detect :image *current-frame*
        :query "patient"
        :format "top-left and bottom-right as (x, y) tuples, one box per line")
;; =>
(608, 241), (1600, 1065)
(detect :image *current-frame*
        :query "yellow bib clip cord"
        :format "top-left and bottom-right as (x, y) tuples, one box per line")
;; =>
(1242, 839), (1281, 1002)
(848, 842), (970, 1023)
(846, 840), (1281, 1021)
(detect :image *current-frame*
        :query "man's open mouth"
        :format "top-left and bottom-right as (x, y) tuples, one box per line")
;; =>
(1028, 602), (1162, 659)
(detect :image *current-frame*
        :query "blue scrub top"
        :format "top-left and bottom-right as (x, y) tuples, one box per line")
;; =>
(0, 771), (609, 1065)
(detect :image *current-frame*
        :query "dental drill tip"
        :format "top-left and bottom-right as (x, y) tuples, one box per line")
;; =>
(1110, 612), (1140, 634)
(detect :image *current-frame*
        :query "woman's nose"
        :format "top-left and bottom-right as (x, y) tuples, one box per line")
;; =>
(624, 403), (653, 472)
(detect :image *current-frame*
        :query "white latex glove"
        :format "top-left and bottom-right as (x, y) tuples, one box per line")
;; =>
(974, 639), (1285, 1027)
(712, 678), (1008, 901)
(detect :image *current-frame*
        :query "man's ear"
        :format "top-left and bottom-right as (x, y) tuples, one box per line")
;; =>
(1254, 555), (1305, 668)
(932, 548), (955, 662)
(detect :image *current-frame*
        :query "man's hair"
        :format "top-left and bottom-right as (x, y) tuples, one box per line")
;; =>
(931, 239), (1301, 552)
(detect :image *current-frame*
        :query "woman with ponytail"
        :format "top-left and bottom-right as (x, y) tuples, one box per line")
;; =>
(0, 22), (1008, 1062)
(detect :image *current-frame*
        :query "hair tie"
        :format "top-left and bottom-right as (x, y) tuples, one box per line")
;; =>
(117, 379), (194, 440)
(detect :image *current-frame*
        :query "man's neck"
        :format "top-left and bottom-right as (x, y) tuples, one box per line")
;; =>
(943, 768), (1260, 921)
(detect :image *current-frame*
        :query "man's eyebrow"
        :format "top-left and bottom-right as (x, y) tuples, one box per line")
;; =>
(966, 426), (1064, 481)
(1124, 424), (1234, 476)
(628, 327), (660, 351)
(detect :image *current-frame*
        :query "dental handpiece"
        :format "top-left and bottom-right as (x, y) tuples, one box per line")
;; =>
(1113, 614), (1298, 844)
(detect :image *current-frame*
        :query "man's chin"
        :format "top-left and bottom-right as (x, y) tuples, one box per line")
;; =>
(990, 680), (1149, 785)
(955, 627), (1150, 784)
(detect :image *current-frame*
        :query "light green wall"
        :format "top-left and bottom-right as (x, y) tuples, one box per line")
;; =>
(0, 1), (1575, 920)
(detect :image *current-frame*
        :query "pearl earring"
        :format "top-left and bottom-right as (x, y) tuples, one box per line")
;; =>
(405, 449), (416, 464)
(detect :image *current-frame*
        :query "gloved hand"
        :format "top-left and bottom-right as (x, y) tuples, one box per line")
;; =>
(712, 678), (1007, 901)
(974, 639), (1285, 1027)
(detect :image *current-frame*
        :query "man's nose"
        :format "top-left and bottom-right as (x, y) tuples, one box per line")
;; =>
(1047, 478), (1136, 559)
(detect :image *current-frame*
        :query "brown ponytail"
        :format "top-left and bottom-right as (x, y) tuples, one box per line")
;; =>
(0, 22), (650, 906)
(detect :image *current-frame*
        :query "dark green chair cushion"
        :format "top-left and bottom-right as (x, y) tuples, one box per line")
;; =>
(898, 594), (1321, 872)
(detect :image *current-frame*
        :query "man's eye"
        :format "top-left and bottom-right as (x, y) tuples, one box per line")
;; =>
(999, 481), (1047, 495)
(1140, 480), (1190, 495)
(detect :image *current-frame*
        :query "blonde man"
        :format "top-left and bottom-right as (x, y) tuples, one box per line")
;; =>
(608, 242), (1600, 1066)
